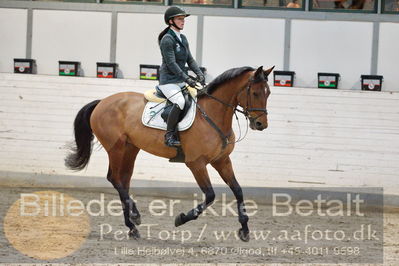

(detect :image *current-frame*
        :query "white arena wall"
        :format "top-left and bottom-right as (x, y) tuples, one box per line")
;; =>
(378, 22), (399, 93)
(31, 9), (112, 77)
(0, 5), (398, 91)
(1, 73), (399, 197)
(0, 8), (27, 73)
(202, 16), (285, 79)
(290, 20), (373, 90)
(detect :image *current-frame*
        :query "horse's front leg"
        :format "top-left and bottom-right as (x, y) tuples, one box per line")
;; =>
(211, 156), (250, 242)
(175, 161), (215, 226)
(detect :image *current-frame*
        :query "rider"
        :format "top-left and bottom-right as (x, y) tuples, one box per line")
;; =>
(158, 6), (205, 147)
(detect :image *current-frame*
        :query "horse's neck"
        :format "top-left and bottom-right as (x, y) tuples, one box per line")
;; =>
(201, 78), (247, 134)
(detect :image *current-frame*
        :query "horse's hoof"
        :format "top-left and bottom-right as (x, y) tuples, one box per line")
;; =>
(129, 228), (140, 239)
(238, 228), (250, 242)
(175, 213), (186, 227)
(130, 213), (141, 226)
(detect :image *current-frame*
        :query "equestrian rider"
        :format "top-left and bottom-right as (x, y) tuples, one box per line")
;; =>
(158, 6), (205, 147)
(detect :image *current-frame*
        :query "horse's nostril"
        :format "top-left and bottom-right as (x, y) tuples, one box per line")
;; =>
(256, 122), (262, 128)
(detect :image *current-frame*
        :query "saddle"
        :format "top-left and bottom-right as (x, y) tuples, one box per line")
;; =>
(144, 85), (197, 123)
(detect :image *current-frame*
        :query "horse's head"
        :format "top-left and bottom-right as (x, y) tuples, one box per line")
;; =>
(237, 66), (274, 131)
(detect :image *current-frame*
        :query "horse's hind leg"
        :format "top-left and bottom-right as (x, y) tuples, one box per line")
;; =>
(211, 156), (250, 242)
(107, 138), (141, 238)
(175, 161), (215, 227)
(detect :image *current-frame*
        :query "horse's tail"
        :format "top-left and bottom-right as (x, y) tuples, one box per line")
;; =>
(65, 100), (101, 171)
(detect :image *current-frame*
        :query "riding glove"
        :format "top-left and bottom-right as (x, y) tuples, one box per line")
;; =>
(197, 75), (206, 86)
(186, 77), (197, 88)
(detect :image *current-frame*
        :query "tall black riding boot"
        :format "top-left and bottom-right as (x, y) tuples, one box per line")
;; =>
(165, 104), (182, 147)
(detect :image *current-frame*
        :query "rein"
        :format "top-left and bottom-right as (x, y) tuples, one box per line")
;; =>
(192, 97), (231, 149)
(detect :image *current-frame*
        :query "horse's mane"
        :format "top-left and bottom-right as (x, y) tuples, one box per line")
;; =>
(203, 66), (255, 95)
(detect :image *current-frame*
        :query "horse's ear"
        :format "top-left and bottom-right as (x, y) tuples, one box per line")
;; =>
(264, 66), (275, 77)
(254, 66), (264, 79)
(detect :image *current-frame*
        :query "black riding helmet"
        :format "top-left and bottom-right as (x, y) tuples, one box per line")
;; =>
(164, 6), (190, 25)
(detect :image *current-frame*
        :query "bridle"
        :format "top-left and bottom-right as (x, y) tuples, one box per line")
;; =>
(237, 77), (269, 122)
(192, 75), (268, 148)
(204, 76), (268, 122)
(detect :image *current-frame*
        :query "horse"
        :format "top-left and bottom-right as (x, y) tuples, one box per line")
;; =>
(65, 65), (274, 242)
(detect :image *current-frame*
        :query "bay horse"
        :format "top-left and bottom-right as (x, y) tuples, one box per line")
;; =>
(65, 65), (273, 242)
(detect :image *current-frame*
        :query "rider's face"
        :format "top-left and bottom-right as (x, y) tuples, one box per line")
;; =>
(170, 16), (185, 31)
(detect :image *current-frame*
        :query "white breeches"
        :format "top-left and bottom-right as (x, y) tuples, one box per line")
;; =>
(158, 83), (185, 110)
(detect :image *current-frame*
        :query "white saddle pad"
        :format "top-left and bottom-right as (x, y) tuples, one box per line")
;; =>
(141, 100), (196, 131)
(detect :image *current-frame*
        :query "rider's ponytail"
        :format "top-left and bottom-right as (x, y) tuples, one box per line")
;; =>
(158, 26), (170, 45)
